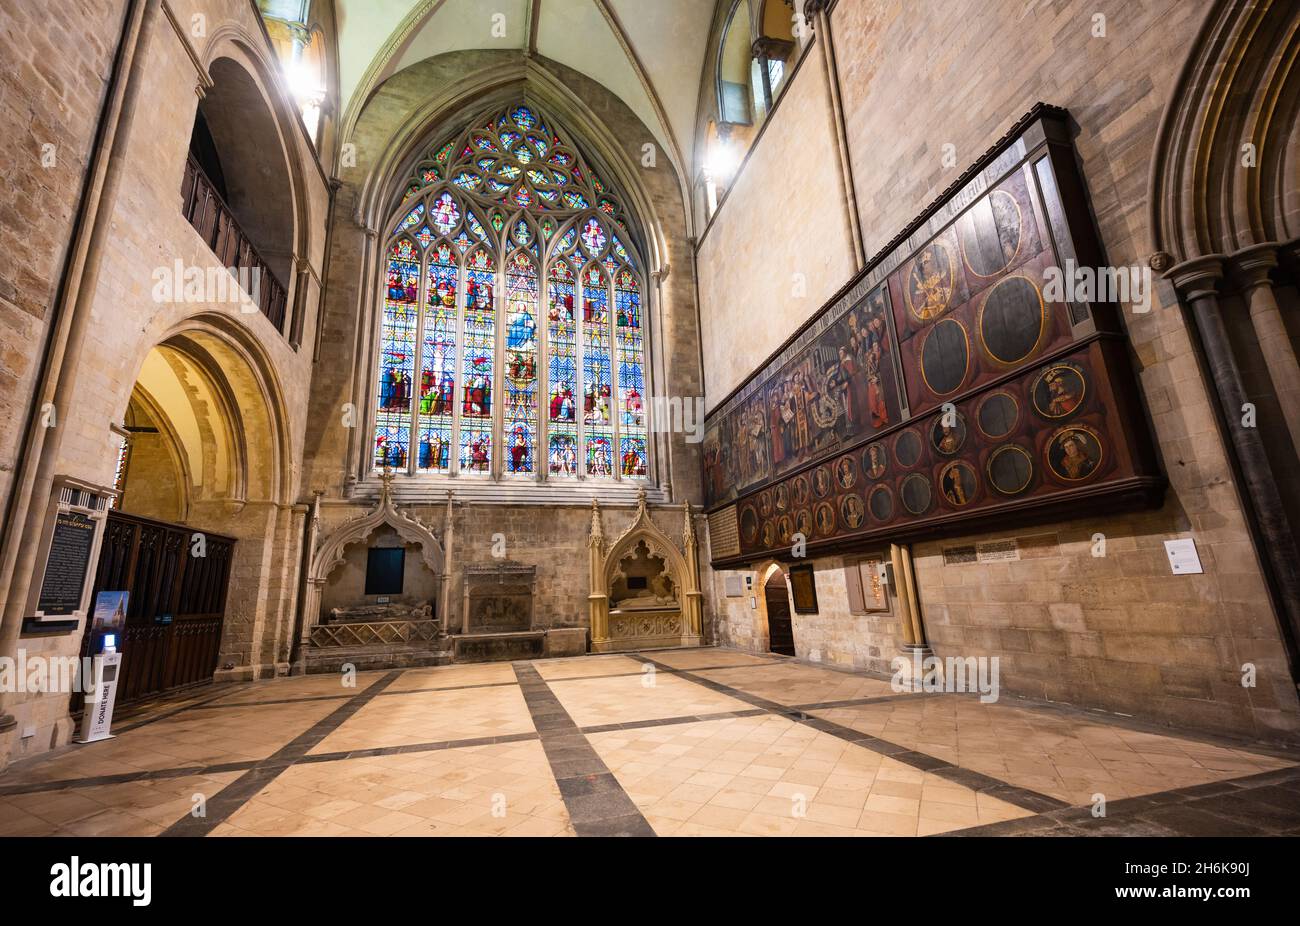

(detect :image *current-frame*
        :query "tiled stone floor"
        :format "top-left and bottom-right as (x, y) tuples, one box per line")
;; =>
(1, 647), (1297, 837)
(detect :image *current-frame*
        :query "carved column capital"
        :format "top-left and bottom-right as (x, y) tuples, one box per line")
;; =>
(1228, 242), (1279, 292)
(1166, 255), (1226, 303)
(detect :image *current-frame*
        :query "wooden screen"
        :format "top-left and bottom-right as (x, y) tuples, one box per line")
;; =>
(72, 511), (235, 708)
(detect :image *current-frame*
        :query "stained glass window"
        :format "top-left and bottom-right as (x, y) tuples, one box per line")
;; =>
(375, 238), (419, 470)
(547, 259), (579, 477)
(581, 264), (613, 477)
(460, 247), (495, 473)
(417, 242), (457, 473)
(504, 251), (539, 474)
(616, 268), (647, 477)
(374, 102), (649, 482)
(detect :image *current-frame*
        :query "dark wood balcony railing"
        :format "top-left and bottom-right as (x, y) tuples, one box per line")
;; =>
(181, 155), (289, 332)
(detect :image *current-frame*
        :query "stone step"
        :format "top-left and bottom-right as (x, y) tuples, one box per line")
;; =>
(302, 644), (453, 675)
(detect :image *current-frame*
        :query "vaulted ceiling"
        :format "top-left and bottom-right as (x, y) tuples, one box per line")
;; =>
(334, 0), (717, 170)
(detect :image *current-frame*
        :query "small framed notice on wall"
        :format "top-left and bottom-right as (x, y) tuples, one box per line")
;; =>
(24, 476), (115, 631)
(1164, 538), (1204, 575)
(788, 564), (819, 614)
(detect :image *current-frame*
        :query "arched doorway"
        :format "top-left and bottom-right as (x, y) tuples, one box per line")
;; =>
(79, 319), (293, 704)
(765, 569), (795, 656)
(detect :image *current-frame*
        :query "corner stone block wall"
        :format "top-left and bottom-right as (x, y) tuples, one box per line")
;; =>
(0, 0), (128, 512)
(708, 557), (904, 676)
(697, 0), (1300, 742)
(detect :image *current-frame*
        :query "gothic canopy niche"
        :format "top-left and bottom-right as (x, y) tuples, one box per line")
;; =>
(303, 472), (448, 630)
(587, 488), (703, 653)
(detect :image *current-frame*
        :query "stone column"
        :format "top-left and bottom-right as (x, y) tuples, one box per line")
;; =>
(889, 543), (916, 646)
(1230, 244), (1300, 454)
(682, 502), (704, 640)
(898, 544), (927, 648)
(440, 490), (455, 633)
(587, 500), (608, 645)
(1170, 255), (1300, 656)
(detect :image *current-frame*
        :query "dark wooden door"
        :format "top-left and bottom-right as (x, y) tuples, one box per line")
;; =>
(73, 511), (235, 709)
(766, 576), (795, 656)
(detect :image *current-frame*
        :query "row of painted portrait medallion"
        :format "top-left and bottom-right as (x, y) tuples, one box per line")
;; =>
(738, 357), (1104, 550)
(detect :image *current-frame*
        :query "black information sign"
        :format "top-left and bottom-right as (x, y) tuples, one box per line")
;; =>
(36, 510), (96, 616)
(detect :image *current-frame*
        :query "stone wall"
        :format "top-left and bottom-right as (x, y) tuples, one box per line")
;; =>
(0, 0), (331, 766)
(700, 0), (1300, 741)
(695, 37), (859, 410)
(309, 500), (697, 636)
(0, 0), (127, 513)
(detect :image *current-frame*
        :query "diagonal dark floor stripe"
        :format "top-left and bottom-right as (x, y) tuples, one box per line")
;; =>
(512, 662), (654, 837)
(628, 653), (1070, 814)
(941, 765), (1300, 836)
(159, 670), (406, 837)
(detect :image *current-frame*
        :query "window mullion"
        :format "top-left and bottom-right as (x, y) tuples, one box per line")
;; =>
(407, 251), (427, 477)
(538, 256), (550, 483)
(450, 255), (465, 477)
(610, 273), (620, 483)
(492, 254), (505, 480)
(576, 253), (587, 480)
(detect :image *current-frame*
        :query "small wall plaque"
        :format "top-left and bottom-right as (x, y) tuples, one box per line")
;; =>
(1164, 538), (1203, 575)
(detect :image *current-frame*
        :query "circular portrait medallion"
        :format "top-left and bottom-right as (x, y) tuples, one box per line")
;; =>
(761, 520), (775, 548)
(812, 464), (834, 499)
(1031, 361), (1087, 420)
(862, 442), (888, 480)
(930, 411), (968, 456)
(959, 189), (1024, 278)
(901, 473), (933, 515)
(776, 515), (793, 546)
(987, 444), (1034, 495)
(834, 455), (858, 490)
(978, 275), (1045, 366)
(839, 493), (866, 530)
(939, 460), (978, 507)
(792, 474), (811, 508)
(976, 390), (1020, 439)
(894, 429), (923, 468)
(795, 508), (813, 539)
(774, 483), (790, 512)
(920, 317), (970, 396)
(868, 484), (894, 522)
(757, 490), (774, 518)
(739, 505), (759, 544)
(905, 240), (957, 322)
(1045, 425), (1104, 482)
(813, 501), (837, 537)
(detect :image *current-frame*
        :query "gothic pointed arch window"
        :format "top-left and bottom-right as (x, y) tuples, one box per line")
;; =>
(374, 103), (650, 482)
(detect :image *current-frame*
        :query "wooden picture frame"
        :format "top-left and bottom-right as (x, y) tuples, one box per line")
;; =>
(788, 564), (818, 614)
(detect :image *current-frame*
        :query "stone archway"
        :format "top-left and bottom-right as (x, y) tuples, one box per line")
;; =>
(124, 316), (296, 682)
(751, 560), (786, 654)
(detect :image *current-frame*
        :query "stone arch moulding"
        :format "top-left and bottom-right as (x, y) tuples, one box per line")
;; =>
(752, 559), (786, 652)
(354, 61), (673, 274)
(303, 471), (449, 642)
(1147, 0), (1299, 268)
(588, 488), (703, 653)
(148, 313), (294, 507)
(198, 26), (318, 301)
